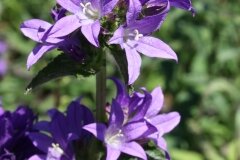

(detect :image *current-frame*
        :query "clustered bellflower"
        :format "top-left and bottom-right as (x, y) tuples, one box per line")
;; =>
(20, 0), (194, 84)
(28, 99), (94, 160)
(48, 0), (119, 47)
(84, 78), (180, 160)
(20, 9), (86, 69)
(0, 102), (41, 159)
(16, 0), (195, 159)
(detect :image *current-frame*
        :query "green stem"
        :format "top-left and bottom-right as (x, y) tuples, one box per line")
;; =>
(86, 50), (107, 160)
(96, 52), (106, 122)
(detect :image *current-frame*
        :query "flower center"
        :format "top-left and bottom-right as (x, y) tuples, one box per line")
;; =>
(105, 129), (124, 148)
(124, 29), (143, 42)
(46, 143), (64, 160)
(80, 2), (99, 19)
(133, 29), (143, 41)
(144, 116), (151, 122)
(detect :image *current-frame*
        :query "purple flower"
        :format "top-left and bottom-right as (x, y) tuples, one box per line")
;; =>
(29, 100), (94, 160)
(169, 0), (195, 14)
(109, 1), (177, 84)
(84, 99), (148, 160)
(84, 78), (180, 160)
(20, 20), (86, 69)
(116, 79), (180, 159)
(48, 0), (118, 47)
(20, 19), (63, 69)
(0, 105), (40, 159)
(141, 0), (170, 18)
(141, 0), (195, 15)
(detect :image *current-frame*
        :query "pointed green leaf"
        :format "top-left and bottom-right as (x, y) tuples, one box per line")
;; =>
(26, 54), (97, 90)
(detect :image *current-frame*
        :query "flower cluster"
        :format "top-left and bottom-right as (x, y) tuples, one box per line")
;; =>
(28, 99), (94, 160)
(0, 103), (41, 159)
(84, 78), (180, 159)
(20, 0), (194, 84)
(17, 0), (195, 159)
(0, 78), (180, 159)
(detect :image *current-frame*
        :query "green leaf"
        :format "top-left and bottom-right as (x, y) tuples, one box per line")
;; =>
(26, 54), (97, 91)
(146, 149), (165, 160)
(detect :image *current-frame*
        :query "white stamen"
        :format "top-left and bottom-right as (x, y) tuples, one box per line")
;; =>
(117, 129), (124, 137)
(105, 129), (124, 148)
(133, 29), (143, 41)
(79, 2), (99, 19)
(46, 143), (64, 160)
(51, 143), (64, 155)
(144, 116), (151, 122)
(80, 2), (91, 14)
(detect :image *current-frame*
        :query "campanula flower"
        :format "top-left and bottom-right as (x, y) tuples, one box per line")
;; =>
(0, 105), (40, 159)
(20, 20), (86, 69)
(84, 99), (148, 160)
(141, 0), (195, 15)
(108, 1), (177, 84)
(29, 100), (94, 160)
(84, 78), (180, 160)
(48, 0), (119, 47)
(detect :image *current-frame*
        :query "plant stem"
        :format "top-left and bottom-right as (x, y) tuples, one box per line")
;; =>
(96, 52), (106, 122)
(87, 50), (106, 160)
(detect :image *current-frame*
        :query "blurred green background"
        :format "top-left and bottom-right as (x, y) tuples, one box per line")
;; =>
(0, 0), (240, 160)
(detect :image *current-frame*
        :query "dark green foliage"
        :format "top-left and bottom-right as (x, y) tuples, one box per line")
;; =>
(26, 53), (97, 91)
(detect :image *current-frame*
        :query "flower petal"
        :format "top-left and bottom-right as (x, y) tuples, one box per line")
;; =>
(126, 0), (142, 24)
(123, 121), (149, 141)
(106, 146), (121, 160)
(128, 94), (142, 114)
(50, 112), (69, 149)
(110, 78), (129, 106)
(66, 101), (94, 135)
(142, 0), (169, 17)
(29, 133), (53, 153)
(124, 45), (142, 84)
(170, 0), (195, 15)
(131, 91), (152, 122)
(128, 13), (167, 35)
(146, 87), (164, 118)
(27, 44), (56, 70)
(109, 99), (124, 127)
(150, 112), (180, 135)
(90, 0), (101, 11)
(136, 36), (178, 61)
(48, 15), (82, 38)
(121, 141), (147, 160)
(83, 123), (106, 141)
(108, 26), (124, 45)
(102, 0), (119, 15)
(33, 121), (50, 132)
(0, 118), (12, 146)
(81, 20), (100, 47)
(28, 155), (45, 160)
(20, 19), (52, 42)
(56, 0), (80, 13)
